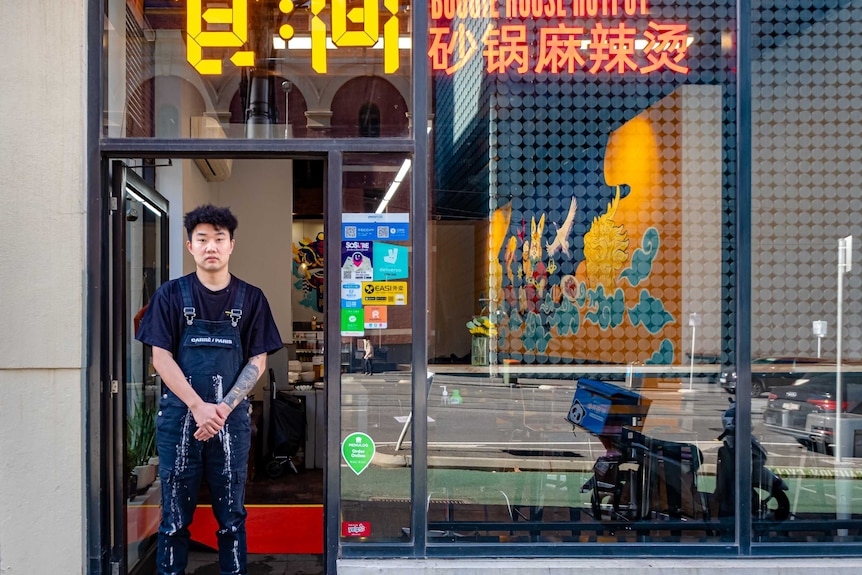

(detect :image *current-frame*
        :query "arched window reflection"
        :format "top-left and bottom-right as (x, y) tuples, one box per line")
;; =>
(359, 103), (381, 137)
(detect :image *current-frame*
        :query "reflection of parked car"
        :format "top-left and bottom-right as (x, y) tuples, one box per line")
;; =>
(719, 357), (829, 397)
(804, 412), (862, 457)
(762, 372), (862, 451)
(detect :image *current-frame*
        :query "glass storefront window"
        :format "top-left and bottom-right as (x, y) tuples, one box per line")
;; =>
(339, 153), (415, 543)
(751, 0), (862, 543)
(103, 1), (412, 139)
(122, 172), (167, 571)
(427, 0), (738, 544)
(97, 0), (862, 562)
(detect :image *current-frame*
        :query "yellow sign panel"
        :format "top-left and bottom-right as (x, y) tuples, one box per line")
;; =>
(187, 0), (401, 75)
(361, 281), (407, 306)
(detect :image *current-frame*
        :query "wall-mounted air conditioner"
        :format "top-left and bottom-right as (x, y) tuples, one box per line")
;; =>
(190, 116), (233, 182)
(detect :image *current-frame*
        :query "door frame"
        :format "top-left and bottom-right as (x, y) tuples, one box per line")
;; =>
(96, 153), (345, 574)
(107, 161), (170, 575)
(92, 145), (428, 574)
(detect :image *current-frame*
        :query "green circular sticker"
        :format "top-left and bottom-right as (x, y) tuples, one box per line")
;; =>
(342, 432), (375, 475)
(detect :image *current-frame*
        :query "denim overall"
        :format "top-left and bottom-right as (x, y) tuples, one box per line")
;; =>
(156, 277), (251, 575)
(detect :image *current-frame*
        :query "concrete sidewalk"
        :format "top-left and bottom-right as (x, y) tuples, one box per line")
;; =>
(339, 558), (862, 575)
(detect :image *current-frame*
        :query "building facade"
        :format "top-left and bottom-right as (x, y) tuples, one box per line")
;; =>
(2, 0), (862, 574)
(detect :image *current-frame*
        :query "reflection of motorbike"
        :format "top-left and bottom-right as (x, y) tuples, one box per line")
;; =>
(575, 389), (790, 523)
(580, 429), (707, 521)
(713, 399), (790, 521)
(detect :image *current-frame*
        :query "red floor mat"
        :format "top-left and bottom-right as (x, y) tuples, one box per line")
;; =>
(188, 504), (324, 554)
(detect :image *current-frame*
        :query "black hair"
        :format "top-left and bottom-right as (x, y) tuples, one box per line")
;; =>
(184, 205), (238, 240)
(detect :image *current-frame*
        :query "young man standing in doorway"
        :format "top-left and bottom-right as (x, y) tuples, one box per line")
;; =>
(137, 205), (282, 575)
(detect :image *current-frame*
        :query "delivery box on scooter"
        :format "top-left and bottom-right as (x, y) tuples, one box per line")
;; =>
(568, 378), (651, 437)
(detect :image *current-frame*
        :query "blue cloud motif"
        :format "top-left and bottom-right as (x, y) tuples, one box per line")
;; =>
(620, 227), (660, 286)
(293, 262), (320, 310)
(548, 297), (579, 336)
(297, 285), (317, 310)
(575, 281), (587, 307)
(496, 321), (509, 341)
(539, 293), (555, 316)
(646, 339), (675, 364)
(627, 289), (674, 334)
(584, 286), (626, 329)
(523, 311), (551, 353)
(569, 307), (580, 335)
(508, 308), (523, 332)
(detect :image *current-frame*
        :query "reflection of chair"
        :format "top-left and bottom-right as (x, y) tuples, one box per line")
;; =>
(495, 491), (515, 521)
(394, 373), (434, 451)
(512, 473), (576, 525)
(394, 491), (473, 539)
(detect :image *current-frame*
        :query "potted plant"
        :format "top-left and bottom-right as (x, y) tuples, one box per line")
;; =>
(127, 403), (158, 494)
(466, 315), (495, 366)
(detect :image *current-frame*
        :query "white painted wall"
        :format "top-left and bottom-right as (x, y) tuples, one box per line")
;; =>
(216, 159), (295, 341)
(164, 159), (295, 339)
(430, 222), (476, 360)
(0, 3), (86, 574)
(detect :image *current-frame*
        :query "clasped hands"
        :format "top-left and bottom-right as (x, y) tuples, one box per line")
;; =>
(191, 402), (233, 441)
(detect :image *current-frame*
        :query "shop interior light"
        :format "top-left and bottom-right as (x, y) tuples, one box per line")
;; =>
(375, 159), (412, 214)
(126, 189), (161, 216)
(273, 36), (411, 50)
(371, 38), (412, 50)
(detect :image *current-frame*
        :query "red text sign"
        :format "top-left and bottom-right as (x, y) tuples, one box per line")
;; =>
(341, 521), (372, 537)
(429, 0), (691, 75)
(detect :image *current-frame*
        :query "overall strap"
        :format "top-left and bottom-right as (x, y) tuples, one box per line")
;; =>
(178, 276), (196, 325)
(228, 279), (247, 327)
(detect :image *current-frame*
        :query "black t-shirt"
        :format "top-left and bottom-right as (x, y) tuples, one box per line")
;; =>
(136, 272), (283, 361)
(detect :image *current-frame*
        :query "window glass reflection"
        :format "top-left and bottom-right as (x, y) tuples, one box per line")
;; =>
(103, 1), (412, 139)
(428, 0), (737, 543)
(751, 0), (862, 543)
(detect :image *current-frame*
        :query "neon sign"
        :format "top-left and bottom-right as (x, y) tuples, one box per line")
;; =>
(187, 0), (401, 75)
(184, 0), (689, 77)
(429, 0), (691, 75)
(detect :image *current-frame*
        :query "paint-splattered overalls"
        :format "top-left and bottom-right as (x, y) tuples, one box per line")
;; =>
(156, 277), (250, 575)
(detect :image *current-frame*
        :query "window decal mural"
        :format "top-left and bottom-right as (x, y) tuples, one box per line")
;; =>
(492, 109), (683, 365)
(293, 231), (325, 312)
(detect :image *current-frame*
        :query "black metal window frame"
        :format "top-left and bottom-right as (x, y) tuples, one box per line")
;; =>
(85, 0), (862, 572)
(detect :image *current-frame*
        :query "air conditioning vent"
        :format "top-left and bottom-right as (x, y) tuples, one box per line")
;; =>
(190, 117), (233, 182)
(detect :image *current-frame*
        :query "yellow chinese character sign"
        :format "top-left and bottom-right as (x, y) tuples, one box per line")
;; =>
(187, 0), (255, 75)
(187, 0), (401, 75)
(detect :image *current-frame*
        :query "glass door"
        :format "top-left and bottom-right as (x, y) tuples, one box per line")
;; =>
(109, 161), (169, 574)
(338, 153), (415, 544)
(106, 156), (327, 573)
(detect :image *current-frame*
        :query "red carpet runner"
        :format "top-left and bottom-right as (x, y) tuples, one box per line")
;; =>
(189, 504), (324, 554)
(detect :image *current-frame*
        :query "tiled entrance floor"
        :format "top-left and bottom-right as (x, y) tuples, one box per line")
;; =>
(185, 549), (323, 575)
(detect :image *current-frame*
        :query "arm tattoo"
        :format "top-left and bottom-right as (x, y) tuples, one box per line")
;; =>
(222, 361), (260, 409)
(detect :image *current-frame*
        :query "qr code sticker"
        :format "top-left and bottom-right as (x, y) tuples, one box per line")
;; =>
(344, 225), (357, 239)
(342, 269), (352, 280)
(377, 225), (389, 239)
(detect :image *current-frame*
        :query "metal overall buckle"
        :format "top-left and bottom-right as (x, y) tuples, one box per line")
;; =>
(229, 308), (243, 327)
(183, 307), (196, 326)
